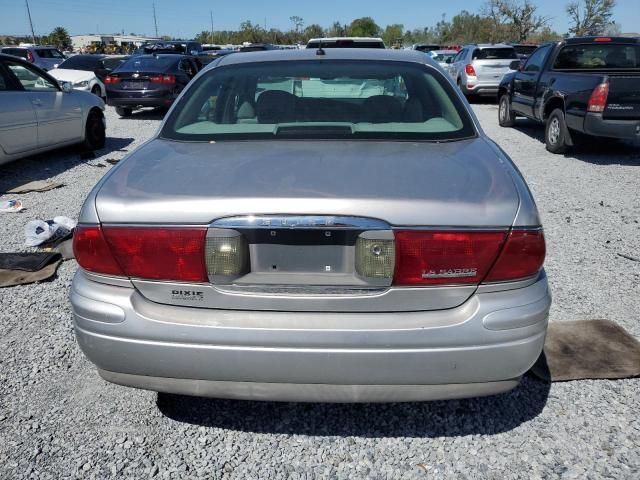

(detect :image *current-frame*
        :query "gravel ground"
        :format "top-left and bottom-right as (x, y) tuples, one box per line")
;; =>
(1, 104), (639, 479)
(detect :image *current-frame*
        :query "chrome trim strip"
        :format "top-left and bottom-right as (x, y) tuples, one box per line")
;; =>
(211, 215), (391, 230)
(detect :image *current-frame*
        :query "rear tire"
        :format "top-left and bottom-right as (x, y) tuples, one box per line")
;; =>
(82, 110), (106, 151)
(115, 106), (132, 117)
(498, 94), (515, 127)
(545, 108), (571, 154)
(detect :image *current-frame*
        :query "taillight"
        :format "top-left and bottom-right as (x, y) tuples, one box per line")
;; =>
(104, 75), (120, 85)
(484, 229), (545, 282)
(355, 236), (395, 279)
(101, 227), (208, 282)
(587, 82), (609, 113)
(393, 231), (507, 286)
(150, 74), (176, 85)
(73, 225), (124, 276)
(205, 230), (248, 278)
(26, 51), (34, 62)
(465, 64), (476, 76)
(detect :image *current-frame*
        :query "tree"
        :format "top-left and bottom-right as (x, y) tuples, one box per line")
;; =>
(239, 20), (264, 43)
(499, 0), (551, 42)
(382, 24), (404, 47)
(442, 11), (493, 44)
(482, 0), (509, 43)
(349, 17), (380, 37)
(326, 21), (346, 37)
(303, 24), (324, 41)
(47, 26), (71, 50)
(290, 16), (304, 33)
(566, 0), (616, 36)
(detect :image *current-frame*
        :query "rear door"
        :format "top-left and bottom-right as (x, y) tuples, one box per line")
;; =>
(473, 47), (517, 84)
(5, 60), (83, 147)
(0, 61), (38, 155)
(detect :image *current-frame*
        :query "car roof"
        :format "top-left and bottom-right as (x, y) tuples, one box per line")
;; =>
(308, 37), (384, 43)
(213, 48), (433, 69)
(469, 43), (514, 49)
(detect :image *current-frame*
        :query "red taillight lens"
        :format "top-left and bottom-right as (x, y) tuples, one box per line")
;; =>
(484, 229), (545, 282)
(393, 231), (507, 286)
(104, 75), (120, 85)
(101, 227), (208, 282)
(150, 74), (176, 85)
(587, 82), (609, 113)
(27, 51), (34, 62)
(465, 64), (476, 76)
(73, 225), (124, 276)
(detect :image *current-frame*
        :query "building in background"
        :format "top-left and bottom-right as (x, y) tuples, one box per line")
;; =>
(70, 34), (160, 53)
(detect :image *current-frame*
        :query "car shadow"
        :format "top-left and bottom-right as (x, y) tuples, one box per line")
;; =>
(113, 107), (168, 121)
(0, 137), (134, 193)
(156, 373), (550, 438)
(511, 118), (640, 166)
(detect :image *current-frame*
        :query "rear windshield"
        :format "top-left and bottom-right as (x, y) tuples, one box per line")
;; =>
(57, 56), (100, 70)
(161, 60), (476, 142)
(472, 48), (517, 60)
(514, 45), (538, 56)
(307, 41), (385, 49)
(553, 43), (640, 69)
(36, 49), (64, 59)
(432, 52), (456, 62)
(413, 45), (440, 53)
(116, 56), (178, 72)
(1, 48), (27, 59)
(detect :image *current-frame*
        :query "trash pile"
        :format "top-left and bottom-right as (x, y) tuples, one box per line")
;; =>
(1, 181), (76, 288)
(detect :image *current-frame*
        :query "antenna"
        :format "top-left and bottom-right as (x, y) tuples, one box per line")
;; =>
(152, 2), (159, 38)
(316, 37), (325, 56)
(25, 0), (36, 44)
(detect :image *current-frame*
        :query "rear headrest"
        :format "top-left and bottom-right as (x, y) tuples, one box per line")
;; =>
(362, 95), (403, 123)
(256, 90), (297, 123)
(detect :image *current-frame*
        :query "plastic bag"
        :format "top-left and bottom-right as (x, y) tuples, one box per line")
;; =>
(24, 216), (76, 247)
(1, 200), (24, 213)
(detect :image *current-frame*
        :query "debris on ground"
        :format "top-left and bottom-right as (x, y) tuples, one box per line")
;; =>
(24, 217), (76, 247)
(0, 252), (62, 288)
(6, 181), (64, 194)
(0, 200), (24, 213)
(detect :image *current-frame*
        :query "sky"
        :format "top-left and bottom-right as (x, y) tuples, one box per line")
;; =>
(1, 0), (638, 39)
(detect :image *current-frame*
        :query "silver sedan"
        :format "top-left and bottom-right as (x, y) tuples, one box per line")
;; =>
(71, 48), (550, 403)
(0, 53), (105, 166)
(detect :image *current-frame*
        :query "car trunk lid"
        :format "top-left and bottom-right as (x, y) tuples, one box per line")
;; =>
(93, 137), (523, 312)
(603, 75), (640, 120)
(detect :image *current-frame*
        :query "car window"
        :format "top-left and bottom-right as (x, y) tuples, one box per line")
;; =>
(0, 65), (12, 90)
(116, 55), (178, 72)
(35, 49), (65, 59)
(162, 60), (476, 142)
(57, 55), (100, 71)
(453, 49), (465, 62)
(102, 57), (127, 71)
(472, 48), (517, 60)
(523, 45), (551, 72)
(5, 61), (58, 91)
(1, 48), (28, 59)
(553, 43), (640, 69)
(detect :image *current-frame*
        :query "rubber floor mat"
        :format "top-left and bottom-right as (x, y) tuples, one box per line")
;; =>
(0, 253), (62, 288)
(532, 320), (640, 382)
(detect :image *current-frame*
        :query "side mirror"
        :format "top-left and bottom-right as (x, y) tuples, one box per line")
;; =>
(509, 60), (522, 71)
(60, 81), (73, 93)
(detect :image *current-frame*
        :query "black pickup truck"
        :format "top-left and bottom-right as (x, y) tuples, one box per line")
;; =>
(498, 37), (640, 153)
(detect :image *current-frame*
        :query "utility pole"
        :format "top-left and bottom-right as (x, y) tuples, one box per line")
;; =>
(152, 3), (159, 38)
(25, 0), (36, 44)
(210, 10), (214, 44)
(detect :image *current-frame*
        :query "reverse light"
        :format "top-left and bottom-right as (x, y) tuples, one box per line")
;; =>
(205, 230), (248, 278)
(465, 64), (477, 76)
(587, 82), (609, 113)
(355, 236), (395, 279)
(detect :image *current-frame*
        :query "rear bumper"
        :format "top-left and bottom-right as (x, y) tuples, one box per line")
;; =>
(71, 270), (551, 402)
(107, 90), (175, 108)
(583, 113), (640, 139)
(463, 78), (502, 96)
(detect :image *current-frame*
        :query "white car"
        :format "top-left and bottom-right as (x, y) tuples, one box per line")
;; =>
(48, 54), (128, 99)
(0, 53), (106, 166)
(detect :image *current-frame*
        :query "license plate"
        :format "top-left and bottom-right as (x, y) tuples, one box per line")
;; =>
(122, 81), (146, 89)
